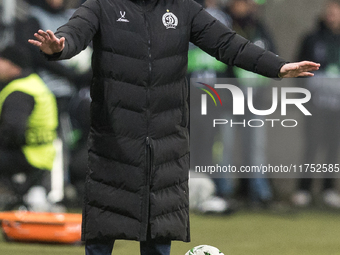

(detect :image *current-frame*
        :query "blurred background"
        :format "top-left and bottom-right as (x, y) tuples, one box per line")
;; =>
(0, 0), (339, 254)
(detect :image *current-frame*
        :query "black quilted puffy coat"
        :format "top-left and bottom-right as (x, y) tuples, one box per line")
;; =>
(51, 0), (286, 242)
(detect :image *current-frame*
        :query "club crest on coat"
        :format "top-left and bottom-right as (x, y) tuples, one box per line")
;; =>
(162, 9), (178, 29)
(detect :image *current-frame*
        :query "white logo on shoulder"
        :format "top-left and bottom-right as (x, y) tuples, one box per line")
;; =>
(117, 11), (129, 22)
(162, 10), (178, 29)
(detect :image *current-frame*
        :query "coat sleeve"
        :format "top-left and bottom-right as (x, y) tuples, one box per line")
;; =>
(188, 0), (286, 78)
(48, 0), (100, 60)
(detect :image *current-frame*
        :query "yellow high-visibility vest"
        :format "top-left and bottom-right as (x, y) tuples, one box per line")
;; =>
(0, 74), (58, 170)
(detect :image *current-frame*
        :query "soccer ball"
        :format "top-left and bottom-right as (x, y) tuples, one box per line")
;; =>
(185, 245), (224, 255)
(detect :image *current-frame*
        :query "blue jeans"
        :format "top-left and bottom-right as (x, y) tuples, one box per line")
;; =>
(85, 239), (171, 255)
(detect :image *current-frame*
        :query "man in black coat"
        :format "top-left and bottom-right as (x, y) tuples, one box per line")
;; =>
(29, 0), (319, 254)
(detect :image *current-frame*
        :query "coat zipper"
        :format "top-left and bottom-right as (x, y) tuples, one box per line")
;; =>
(141, 136), (152, 240)
(141, 1), (153, 241)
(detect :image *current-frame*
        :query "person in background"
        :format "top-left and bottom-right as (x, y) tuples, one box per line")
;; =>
(188, 0), (234, 214)
(0, 44), (58, 211)
(218, 0), (275, 208)
(292, 0), (340, 209)
(23, 0), (93, 203)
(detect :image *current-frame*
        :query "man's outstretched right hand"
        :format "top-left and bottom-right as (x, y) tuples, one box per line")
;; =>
(28, 30), (65, 55)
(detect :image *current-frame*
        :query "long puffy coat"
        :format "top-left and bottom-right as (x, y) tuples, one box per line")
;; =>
(51, 0), (286, 243)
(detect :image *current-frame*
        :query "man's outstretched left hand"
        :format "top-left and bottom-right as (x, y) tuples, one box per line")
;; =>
(279, 61), (320, 78)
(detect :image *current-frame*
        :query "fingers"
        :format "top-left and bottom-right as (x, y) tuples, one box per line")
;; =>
(32, 29), (59, 44)
(299, 66), (319, 73)
(37, 29), (51, 41)
(298, 72), (314, 77)
(46, 30), (57, 41)
(287, 61), (320, 71)
(299, 61), (321, 67)
(295, 66), (317, 77)
(297, 61), (320, 74)
(44, 30), (65, 49)
(59, 37), (65, 48)
(33, 32), (45, 43)
(30, 30), (50, 45)
(28, 39), (42, 47)
(292, 62), (319, 76)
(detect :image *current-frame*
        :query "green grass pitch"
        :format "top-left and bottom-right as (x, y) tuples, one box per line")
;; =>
(0, 210), (339, 255)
